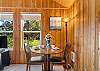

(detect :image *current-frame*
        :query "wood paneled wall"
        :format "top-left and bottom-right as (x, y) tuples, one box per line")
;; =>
(67, 0), (96, 71)
(0, 0), (97, 71)
(95, 17), (100, 71)
(96, 0), (100, 71)
(0, 0), (66, 8)
(0, 0), (68, 63)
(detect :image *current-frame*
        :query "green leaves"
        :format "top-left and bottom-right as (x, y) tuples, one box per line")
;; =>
(24, 20), (40, 31)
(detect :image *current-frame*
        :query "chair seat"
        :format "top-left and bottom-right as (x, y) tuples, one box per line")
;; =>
(31, 56), (42, 61)
(28, 56), (44, 65)
(24, 45), (44, 71)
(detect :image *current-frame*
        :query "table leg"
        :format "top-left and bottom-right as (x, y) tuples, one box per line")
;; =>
(44, 54), (51, 71)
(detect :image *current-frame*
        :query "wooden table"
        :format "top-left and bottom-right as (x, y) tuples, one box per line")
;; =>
(32, 48), (63, 71)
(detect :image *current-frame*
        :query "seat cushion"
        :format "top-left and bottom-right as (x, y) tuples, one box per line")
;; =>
(31, 56), (42, 61)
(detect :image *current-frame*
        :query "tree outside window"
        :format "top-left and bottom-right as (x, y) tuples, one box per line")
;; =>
(21, 14), (41, 48)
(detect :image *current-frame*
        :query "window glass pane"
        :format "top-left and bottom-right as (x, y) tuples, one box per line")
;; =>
(24, 33), (40, 48)
(21, 13), (41, 48)
(0, 32), (13, 48)
(23, 20), (40, 31)
(0, 20), (13, 31)
(0, 13), (13, 31)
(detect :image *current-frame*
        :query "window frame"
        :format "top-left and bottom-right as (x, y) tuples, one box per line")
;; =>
(0, 12), (14, 48)
(21, 13), (42, 48)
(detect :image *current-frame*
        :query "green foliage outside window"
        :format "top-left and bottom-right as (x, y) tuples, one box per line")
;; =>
(23, 20), (41, 48)
(7, 34), (13, 48)
(24, 33), (40, 48)
(28, 39), (40, 48)
(0, 20), (13, 31)
(24, 20), (40, 31)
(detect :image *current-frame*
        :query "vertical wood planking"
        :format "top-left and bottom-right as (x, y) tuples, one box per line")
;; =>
(13, 9), (21, 63)
(67, 0), (96, 71)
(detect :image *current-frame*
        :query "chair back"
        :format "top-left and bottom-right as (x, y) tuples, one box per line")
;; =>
(24, 44), (32, 62)
(63, 43), (71, 62)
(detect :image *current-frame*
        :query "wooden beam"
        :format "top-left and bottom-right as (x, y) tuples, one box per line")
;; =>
(0, 7), (68, 10)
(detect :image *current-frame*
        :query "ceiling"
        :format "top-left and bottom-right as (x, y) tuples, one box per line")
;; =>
(53, 0), (75, 8)
(96, 0), (100, 16)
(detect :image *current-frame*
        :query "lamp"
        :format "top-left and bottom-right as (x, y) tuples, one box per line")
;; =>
(64, 18), (69, 23)
(64, 18), (69, 44)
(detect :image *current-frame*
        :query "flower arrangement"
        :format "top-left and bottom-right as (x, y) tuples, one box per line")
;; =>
(45, 33), (52, 48)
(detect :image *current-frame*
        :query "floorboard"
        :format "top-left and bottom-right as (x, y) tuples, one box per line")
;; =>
(2, 64), (74, 71)
(2, 64), (68, 71)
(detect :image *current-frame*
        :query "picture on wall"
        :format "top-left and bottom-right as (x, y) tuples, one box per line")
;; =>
(50, 17), (61, 30)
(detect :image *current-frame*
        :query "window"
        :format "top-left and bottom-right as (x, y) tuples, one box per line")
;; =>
(21, 13), (41, 48)
(0, 13), (13, 48)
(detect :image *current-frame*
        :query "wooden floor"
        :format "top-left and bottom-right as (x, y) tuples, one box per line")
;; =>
(2, 64), (72, 71)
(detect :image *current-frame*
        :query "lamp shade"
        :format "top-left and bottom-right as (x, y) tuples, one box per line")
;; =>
(64, 18), (69, 23)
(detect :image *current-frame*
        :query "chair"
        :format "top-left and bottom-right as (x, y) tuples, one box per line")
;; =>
(51, 43), (71, 71)
(24, 45), (44, 71)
